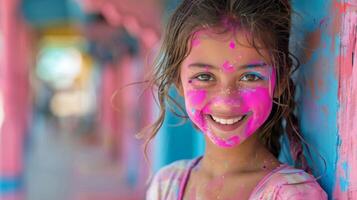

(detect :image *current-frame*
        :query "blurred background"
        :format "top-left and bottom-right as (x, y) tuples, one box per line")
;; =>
(0, 0), (204, 199)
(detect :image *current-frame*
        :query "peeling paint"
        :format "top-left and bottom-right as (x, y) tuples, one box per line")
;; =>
(334, 0), (357, 199)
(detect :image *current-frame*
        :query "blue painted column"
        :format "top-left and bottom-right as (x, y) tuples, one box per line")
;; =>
(153, 88), (205, 172)
(287, 0), (340, 198)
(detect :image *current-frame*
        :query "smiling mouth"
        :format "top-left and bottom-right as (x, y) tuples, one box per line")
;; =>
(207, 114), (248, 132)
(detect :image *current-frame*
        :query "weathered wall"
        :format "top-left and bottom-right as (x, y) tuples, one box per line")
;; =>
(334, 0), (356, 199)
(289, 0), (340, 197)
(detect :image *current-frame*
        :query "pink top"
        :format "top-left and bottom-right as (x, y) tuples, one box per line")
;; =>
(147, 157), (328, 200)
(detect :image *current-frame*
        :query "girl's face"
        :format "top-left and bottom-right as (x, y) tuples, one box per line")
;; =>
(179, 30), (276, 148)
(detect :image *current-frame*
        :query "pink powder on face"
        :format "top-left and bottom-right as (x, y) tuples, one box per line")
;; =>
(191, 31), (202, 47)
(201, 86), (273, 148)
(183, 65), (276, 147)
(191, 38), (200, 47)
(204, 65), (209, 72)
(185, 89), (209, 132)
(184, 86), (273, 148)
(206, 129), (241, 147)
(229, 41), (236, 49)
(186, 106), (211, 134)
(222, 60), (235, 73)
(240, 87), (273, 138)
(181, 31), (277, 148)
(187, 89), (207, 107)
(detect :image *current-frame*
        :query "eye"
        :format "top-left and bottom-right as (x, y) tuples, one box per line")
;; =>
(195, 73), (215, 82)
(240, 73), (264, 82)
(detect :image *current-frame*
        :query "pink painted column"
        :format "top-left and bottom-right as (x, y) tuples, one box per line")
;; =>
(334, 0), (357, 199)
(0, 0), (31, 199)
(99, 64), (122, 161)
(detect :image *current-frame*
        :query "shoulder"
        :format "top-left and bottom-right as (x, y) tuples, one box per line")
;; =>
(153, 159), (193, 181)
(254, 165), (328, 200)
(146, 158), (198, 200)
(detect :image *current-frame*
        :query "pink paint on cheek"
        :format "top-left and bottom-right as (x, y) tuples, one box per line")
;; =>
(185, 105), (211, 135)
(222, 60), (235, 73)
(185, 89), (209, 133)
(229, 41), (236, 49)
(241, 87), (273, 137)
(187, 89), (207, 106)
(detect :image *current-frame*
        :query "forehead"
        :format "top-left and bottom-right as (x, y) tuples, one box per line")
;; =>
(185, 29), (269, 65)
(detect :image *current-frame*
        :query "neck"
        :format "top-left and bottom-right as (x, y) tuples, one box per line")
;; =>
(199, 133), (279, 177)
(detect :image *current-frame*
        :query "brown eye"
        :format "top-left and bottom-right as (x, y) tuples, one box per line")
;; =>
(196, 73), (214, 82)
(240, 73), (264, 82)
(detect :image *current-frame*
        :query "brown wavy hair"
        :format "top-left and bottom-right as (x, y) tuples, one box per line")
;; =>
(139, 0), (315, 172)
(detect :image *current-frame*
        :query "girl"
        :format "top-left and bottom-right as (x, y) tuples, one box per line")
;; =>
(145, 0), (328, 199)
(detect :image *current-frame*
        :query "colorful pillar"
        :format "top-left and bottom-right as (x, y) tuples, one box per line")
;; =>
(288, 0), (340, 196)
(334, 0), (357, 199)
(0, 0), (31, 199)
(286, 0), (356, 198)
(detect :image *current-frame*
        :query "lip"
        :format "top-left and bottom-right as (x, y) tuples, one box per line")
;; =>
(206, 113), (248, 132)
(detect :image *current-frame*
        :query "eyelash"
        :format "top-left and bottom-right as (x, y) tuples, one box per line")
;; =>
(191, 72), (265, 83)
(240, 73), (265, 82)
(194, 73), (215, 82)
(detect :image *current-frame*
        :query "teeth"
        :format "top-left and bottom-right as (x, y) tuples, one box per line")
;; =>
(211, 115), (243, 125)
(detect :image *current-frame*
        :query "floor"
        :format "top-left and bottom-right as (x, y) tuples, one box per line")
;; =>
(24, 115), (144, 200)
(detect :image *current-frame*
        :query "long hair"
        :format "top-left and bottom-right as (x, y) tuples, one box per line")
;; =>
(140, 0), (311, 172)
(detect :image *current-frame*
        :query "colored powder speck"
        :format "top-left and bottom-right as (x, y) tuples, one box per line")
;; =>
(222, 60), (235, 73)
(319, 17), (329, 28)
(204, 65), (209, 72)
(229, 41), (236, 49)
(339, 162), (350, 192)
(191, 38), (200, 47)
(188, 90), (207, 106)
(340, 178), (349, 192)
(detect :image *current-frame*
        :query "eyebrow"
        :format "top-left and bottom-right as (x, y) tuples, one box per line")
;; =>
(188, 62), (268, 69)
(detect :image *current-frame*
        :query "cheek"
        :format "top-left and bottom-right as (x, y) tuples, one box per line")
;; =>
(244, 88), (273, 115)
(184, 89), (209, 130)
(187, 89), (207, 107)
(241, 87), (273, 134)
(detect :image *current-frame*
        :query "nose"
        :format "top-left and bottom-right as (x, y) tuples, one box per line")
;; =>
(209, 84), (243, 114)
(218, 79), (239, 98)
